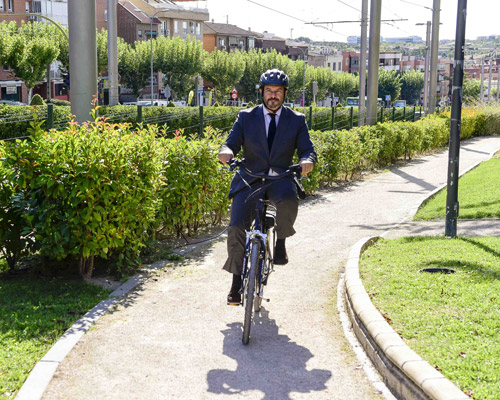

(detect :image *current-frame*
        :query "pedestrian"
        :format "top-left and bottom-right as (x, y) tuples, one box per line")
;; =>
(218, 68), (317, 305)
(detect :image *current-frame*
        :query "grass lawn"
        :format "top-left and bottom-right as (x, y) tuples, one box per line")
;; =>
(359, 236), (500, 399)
(0, 273), (110, 399)
(415, 154), (500, 220)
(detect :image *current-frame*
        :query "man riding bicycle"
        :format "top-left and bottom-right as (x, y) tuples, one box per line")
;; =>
(219, 68), (317, 305)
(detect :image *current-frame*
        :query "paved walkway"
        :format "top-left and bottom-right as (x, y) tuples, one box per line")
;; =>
(39, 136), (500, 400)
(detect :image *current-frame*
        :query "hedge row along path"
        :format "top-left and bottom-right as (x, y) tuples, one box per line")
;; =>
(39, 136), (500, 399)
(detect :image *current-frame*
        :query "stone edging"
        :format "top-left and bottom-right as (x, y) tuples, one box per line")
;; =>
(344, 236), (469, 400)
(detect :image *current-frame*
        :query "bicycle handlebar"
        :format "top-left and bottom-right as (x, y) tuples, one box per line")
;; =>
(228, 158), (302, 179)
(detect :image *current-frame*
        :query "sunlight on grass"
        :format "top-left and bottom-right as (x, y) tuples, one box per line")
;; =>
(415, 157), (500, 220)
(360, 236), (500, 399)
(0, 277), (110, 399)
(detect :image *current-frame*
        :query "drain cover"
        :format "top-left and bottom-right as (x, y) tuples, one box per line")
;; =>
(420, 267), (456, 274)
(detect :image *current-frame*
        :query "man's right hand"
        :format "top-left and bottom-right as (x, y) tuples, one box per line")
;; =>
(218, 152), (233, 165)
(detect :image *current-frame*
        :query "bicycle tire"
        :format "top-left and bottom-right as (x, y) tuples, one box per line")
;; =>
(242, 241), (259, 345)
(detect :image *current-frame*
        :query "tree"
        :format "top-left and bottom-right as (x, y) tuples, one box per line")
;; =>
(201, 49), (245, 103)
(156, 36), (204, 100)
(400, 70), (424, 105)
(238, 49), (295, 102)
(378, 68), (402, 104)
(0, 21), (60, 102)
(462, 78), (481, 104)
(329, 72), (359, 103)
(118, 41), (151, 100)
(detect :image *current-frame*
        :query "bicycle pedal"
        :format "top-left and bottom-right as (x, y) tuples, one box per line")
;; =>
(263, 298), (270, 302)
(227, 301), (241, 306)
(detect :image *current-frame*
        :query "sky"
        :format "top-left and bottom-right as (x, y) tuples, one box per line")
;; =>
(189, 0), (500, 43)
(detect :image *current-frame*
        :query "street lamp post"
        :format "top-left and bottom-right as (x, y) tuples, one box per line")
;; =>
(292, 46), (307, 106)
(136, 8), (168, 105)
(416, 22), (431, 114)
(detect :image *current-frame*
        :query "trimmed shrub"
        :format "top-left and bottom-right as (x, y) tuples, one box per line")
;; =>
(7, 114), (165, 278)
(157, 128), (231, 237)
(30, 94), (46, 106)
(49, 98), (71, 106)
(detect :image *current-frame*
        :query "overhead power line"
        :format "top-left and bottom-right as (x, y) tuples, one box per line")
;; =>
(399, 0), (433, 11)
(246, 0), (346, 37)
(306, 19), (408, 24)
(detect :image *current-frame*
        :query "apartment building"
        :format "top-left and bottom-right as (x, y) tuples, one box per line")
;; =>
(202, 22), (255, 52)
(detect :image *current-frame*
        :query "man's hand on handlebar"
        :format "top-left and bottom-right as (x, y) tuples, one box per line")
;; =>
(219, 152), (234, 165)
(299, 160), (314, 177)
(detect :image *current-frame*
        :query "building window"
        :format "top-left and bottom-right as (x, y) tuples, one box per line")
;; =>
(219, 38), (225, 48)
(25, 1), (29, 12)
(138, 30), (142, 39)
(174, 20), (179, 34)
(196, 22), (201, 36)
(182, 21), (187, 37)
(0, 1), (4, 12)
(32, 0), (41, 13)
(8, 0), (13, 12)
(104, 10), (108, 22)
(332, 63), (336, 71)
(248, 37), (255, 48)
(162, 21), (168, 36)
(189, 21), (195, 35)
(338, 62), (341, 70)
(239, 39), (244, 49)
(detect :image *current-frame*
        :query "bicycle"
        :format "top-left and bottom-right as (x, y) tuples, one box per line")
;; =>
(227, 159), (303, 345)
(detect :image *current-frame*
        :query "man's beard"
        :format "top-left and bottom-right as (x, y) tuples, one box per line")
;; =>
(263, 97), (283, 111)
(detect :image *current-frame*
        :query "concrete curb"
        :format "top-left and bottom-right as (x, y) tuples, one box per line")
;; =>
(344, 237), (469, 400)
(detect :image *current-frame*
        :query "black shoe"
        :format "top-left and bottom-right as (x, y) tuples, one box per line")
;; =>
(274, 239), (288, 265)
(227, 274), (242, 306)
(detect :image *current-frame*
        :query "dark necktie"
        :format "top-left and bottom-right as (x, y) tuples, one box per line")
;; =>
(268, 113), (276, 151)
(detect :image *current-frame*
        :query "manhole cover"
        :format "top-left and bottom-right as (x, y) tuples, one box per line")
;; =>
(420, 267), (456, 274)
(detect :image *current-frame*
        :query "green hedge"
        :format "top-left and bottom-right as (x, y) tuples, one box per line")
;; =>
(1, 106), (499, 277)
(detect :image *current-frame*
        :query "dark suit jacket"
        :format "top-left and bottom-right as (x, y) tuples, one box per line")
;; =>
(220, 105), (317, 198)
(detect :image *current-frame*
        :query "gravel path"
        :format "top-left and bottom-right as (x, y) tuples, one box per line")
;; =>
(42, 136), (500, 400)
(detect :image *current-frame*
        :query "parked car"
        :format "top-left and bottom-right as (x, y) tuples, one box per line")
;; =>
(0, 100), (27, 106)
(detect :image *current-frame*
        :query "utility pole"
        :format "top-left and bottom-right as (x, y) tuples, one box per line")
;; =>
(428, 0), (440, 114)
(488, 55), (493, 102)
(107, 0), (119, 105)
(423, 21), (431, 114)
(445, 0), (467, 238)
(480, 57), (485, 103)
(358, 0), (368, 126)
(496, 61), (500, 102)
(366, 0), (382, 125)
(68, 1), (97, 122)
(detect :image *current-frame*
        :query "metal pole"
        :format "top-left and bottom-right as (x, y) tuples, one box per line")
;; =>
(358, 0), (368, 126)
(423, 21), (431, 115)
(488, 55), (493, 102)
(68, 1), (97, 123)
(496, 61), (500, 102)
(428, 0), (440, 114)
(150, 17), (154, 105)
(46, 64), (51, 102)
(445, 0), (467, 238)
(107, 0), (119, 105)
(366, 0), (382, 125)
(47, 103), (53, 129)
(480, 57), (485, 103)
(302, 55), (306, 107)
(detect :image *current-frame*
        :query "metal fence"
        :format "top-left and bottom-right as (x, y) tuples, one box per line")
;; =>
(0, 104), (437, 142)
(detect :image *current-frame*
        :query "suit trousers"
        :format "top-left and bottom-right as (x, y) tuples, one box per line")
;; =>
(223, 177), (298, 275)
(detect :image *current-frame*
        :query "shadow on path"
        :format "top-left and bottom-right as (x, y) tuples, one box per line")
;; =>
(207, 308), (331, 399)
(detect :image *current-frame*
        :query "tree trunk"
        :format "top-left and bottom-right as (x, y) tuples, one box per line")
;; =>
(79, 256), (95, 279)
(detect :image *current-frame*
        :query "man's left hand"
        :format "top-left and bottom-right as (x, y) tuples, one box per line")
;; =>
(299, 160), (314, 177)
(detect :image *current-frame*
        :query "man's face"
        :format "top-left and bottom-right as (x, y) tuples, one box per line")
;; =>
(262, 85), (286, 111)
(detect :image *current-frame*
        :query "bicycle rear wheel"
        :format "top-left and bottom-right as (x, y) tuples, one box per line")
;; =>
(242, 241), (259, 345)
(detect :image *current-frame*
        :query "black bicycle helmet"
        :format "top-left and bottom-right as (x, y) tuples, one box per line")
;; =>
(259, 69), (289, 89)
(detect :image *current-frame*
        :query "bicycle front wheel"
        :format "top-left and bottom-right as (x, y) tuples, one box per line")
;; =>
(242, 240), (259, 345)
